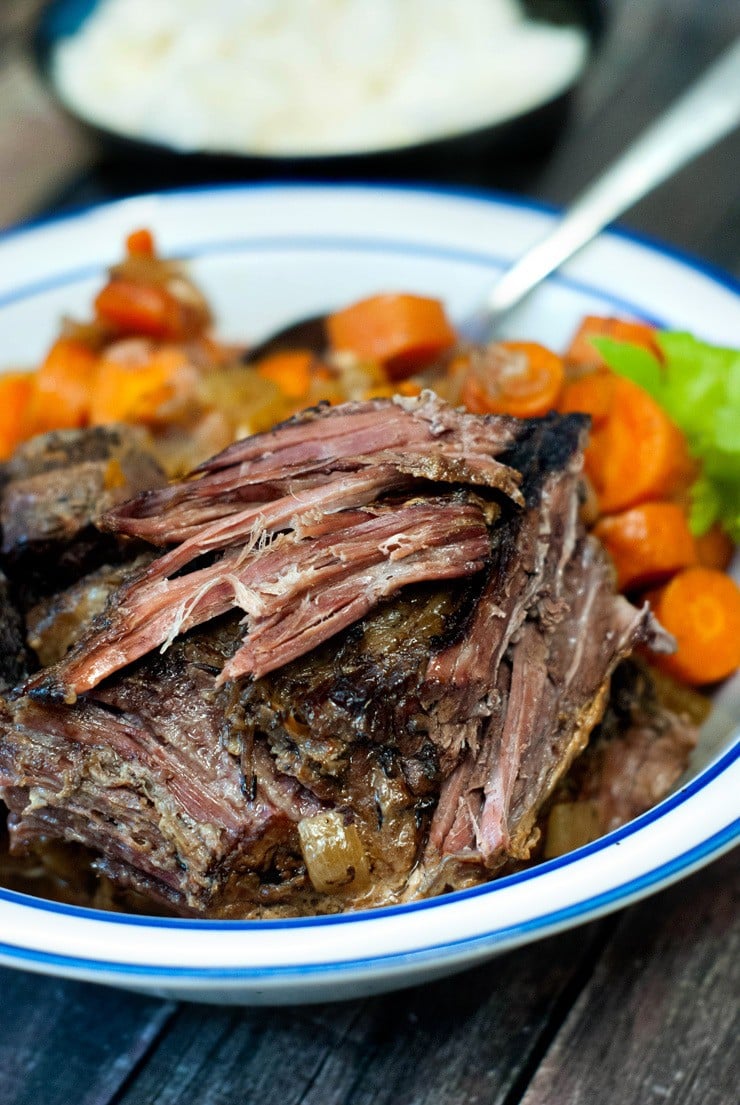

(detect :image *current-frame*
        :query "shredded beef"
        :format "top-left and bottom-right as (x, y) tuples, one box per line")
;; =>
(0, 398), (681, 916)
(102, 393), (523, 543)
(562, 660), (699, 833)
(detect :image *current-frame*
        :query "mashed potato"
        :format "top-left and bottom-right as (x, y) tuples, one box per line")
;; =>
(53, 0), (588, 155)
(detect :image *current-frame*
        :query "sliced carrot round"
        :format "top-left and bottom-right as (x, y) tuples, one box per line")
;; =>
(650, 568), (740, 685)
(256, 350), (314, 400)
(94, 279), (184, 340)
(327, 293), (456, 381)
(558, 371), (616, 428)
(94, 277), (210, 342)
(495, 342), (565, 417)
(565, 316), (662, 370)
(89, 347), (194, 426)
(587, 376), (693, 514)
(593, 502), (697, 591)
(460, 342), (564, 418)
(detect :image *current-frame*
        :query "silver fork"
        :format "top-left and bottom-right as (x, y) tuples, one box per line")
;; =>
(466, 36), (740, 339)
(242, 36), (740, 364)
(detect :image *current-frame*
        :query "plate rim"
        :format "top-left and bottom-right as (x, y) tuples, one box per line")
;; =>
(1, 180), (739, 301)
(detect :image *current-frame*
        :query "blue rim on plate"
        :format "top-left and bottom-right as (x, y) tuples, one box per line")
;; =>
(0, 234), (666, 328)
(2, 181), (739, 300)
(0, 183), (737, 982)
(0, 751), (738, 981)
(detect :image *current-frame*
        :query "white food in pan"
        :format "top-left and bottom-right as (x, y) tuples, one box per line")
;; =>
(53, 0), (588, 155)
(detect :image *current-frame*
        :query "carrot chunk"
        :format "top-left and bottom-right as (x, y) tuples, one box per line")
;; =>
(327, 293), (456, 381)
(31, 337), (99, 432)
(460, 341), (564, 419)
(0, 372), (35, 460)
(256, 350), (314, 400)
(694, 524), (735, 571)
(594, 502), (697, 591)
(558, 371), (616, 428)
(125, 228), (156, 258)
(397, 379), (423, 397)
(649, 568), (740, 685)
(565, 316), (661, 370)
(586, 376), (693, 514)
(89, 347), (194, 426)
(95, 280), (189, 341)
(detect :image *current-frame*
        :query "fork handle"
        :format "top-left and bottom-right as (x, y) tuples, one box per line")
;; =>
(481, 38), (740, 325)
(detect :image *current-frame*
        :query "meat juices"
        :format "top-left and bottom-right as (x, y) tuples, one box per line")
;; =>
(0, 397), (690, 917)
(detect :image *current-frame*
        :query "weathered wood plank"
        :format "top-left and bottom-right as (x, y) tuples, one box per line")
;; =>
(518, 849), (740, 1105)
(111, 923), (610, 1105)
(0, 970), (174, 1105)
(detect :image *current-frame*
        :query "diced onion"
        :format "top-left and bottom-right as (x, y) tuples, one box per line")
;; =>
(298, 811), (370, 894)
(543, 801), (601, 859)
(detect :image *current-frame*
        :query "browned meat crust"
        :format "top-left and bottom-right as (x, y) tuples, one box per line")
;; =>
(0, 425), (165, 606)
(0, 572), (33, 692)
(1, 618), (321, 915)
(0, 401), (673, 917)
(25, 558), (155, 668)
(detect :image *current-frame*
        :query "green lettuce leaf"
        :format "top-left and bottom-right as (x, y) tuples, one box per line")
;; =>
(592, 331), (740, 542)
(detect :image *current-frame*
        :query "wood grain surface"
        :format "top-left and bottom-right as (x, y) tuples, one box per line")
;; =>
(0, 1), (738, 1103)
(0, 0), (94, 227)
(519, 850), (740, 1105)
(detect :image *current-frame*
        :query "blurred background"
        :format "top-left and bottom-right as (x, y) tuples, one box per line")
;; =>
(1, 0), (738, 274)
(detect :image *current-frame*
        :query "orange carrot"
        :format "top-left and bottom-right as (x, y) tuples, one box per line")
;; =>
(363, 385), (396, 401)
(649, 568), (740, 684)
(125, 228), (156, 258)
(694, 525), (735, 571)
(593, 502), (697, 591)
(461, 341), (564, 418)
(0, 372), (35, 460)
(31, 337), (99, 432)
(558, 371), (616, 428)
(586, 376), (693, 514)
(327, 293), (456, 381)
(565, 316), (661, 370)
(89, 347), (194, 426)
(363, 380), (423, 401)
(256, 350), (314, 400)
(95, 280), (190, 341)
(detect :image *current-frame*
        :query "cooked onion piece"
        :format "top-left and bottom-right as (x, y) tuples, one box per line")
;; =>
(543, 801), (601, 859)
(298, 812), (370, 894)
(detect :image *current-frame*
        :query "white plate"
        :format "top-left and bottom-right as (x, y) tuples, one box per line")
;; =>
(0, 184), (738, 1005)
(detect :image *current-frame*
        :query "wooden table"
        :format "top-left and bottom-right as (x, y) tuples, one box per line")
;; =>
(1, 2), (738, 1103)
